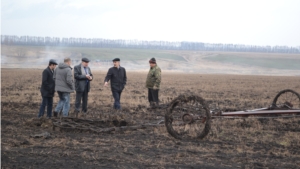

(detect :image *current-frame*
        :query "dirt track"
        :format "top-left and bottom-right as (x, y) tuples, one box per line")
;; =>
(1, 69), (300, 168)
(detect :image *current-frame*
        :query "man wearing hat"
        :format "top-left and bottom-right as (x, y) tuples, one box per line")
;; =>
(74, 57), (93, 117)
(146, 58), (161, 108)
(104, 58), (127, 110)
(38, 59), (58, 118)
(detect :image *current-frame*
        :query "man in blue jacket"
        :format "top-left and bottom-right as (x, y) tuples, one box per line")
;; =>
(38, 59), (57, 118)
(104, 58), (127, 110)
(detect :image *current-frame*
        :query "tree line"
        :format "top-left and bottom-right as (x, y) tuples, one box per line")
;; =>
(1, 35), (299, 53)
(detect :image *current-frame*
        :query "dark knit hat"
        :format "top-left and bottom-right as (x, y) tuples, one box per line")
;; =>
(112, 58), (120, 62)
(82, 58), (90, 62)
(149, 57), (156, 64)
(49, 59), (58, 65)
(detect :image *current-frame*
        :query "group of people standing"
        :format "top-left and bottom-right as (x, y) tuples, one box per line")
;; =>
(38, 57), (161, 118)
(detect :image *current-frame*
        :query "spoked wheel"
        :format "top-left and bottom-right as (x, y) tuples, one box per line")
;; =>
(165, 94), (211, 140)
(272, 89), (300, 110)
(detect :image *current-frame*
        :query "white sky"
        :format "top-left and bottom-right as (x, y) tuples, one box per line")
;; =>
(1, 0), (300, 46)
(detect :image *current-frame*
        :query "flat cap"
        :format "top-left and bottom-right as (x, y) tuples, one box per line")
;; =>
(82, 58), (90, 62)
(49, 59), (58, 65)
(112, 58), (120, 62)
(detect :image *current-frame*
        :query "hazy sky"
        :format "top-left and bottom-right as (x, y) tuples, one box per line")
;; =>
(1, 0), (300, 46)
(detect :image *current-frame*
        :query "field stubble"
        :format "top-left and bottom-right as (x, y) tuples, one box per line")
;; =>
(1, 68), (300, 168)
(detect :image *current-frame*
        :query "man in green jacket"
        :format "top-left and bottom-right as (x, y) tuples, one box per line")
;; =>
(146, 58), (161, 108)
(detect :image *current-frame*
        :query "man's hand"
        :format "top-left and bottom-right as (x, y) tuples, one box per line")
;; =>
(86, 74), (93, 81)
(104, 82), (108, 87)
(153, 86), (158, 90)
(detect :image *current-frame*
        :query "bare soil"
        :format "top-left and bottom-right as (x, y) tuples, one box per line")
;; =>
(1, 69), (300, 169)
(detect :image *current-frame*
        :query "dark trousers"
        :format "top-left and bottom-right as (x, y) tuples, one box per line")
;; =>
(38, 97), (53, 118)
(148, 88), (159, 104)
(75, 84), (89, 113)
(112, 90), (122, 110)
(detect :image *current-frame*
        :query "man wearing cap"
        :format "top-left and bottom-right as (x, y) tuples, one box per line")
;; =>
(53, 57), (75, 117)
(104, 58), (127, 110)
(74, 58), (93, 117)
(146, 58), (161, 108)
(38, 59), (58, 118)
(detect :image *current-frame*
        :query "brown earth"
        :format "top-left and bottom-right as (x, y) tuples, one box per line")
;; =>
(1, 68), (300, 169)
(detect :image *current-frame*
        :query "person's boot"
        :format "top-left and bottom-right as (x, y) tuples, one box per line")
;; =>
(150, 102), (156, 109)
(53, 111), (58, 117)
(115, 109), (121, 114)
(152, 102), (158, 109)
(74, 110), (79, 118)
(78, 112), (85, 119)
(156, 102), (160, 108)
(149, 102), (153, 108)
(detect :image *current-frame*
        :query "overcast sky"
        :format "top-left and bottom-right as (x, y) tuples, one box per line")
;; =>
(1, 0), (300, 46)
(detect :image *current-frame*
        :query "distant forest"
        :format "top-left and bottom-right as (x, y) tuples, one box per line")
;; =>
(1, 35), (299, 53)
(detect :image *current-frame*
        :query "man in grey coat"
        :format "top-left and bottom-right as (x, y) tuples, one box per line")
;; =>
(53, 57), (75, 117)
(74, 58), (93, 117)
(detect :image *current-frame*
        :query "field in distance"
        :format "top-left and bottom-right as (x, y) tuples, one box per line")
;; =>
(1, 45), (300, 75)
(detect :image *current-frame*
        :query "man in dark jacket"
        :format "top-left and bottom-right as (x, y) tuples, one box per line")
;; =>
(38, 59), (58, 118)
(74, 58), (93, 117)
(104, 58), (127, 110)
(53, 57), (75, 117)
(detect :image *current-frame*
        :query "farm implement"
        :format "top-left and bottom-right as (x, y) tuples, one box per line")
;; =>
(165, 89), (300, 140)
(52, 89), (300, 140)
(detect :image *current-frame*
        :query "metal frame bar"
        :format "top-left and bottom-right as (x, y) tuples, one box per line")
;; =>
(221, 109), (300, 116)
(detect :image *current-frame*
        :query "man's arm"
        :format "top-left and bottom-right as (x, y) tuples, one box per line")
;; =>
(104, 68), (112, 87)
(74, 66), (88, 80)
(66, 69), (74, 90)
(88, 67), (93, 81)
(53, 68), (57, 80)
(123, 68), (127, 85)
(42, 70), (50, 90)
(153, 68), (161, 89)
(104, 68), (112, 83)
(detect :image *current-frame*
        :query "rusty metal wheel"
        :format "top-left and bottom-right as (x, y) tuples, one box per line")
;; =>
(165, 94), (211, 140)
(272, 89), (300, 110)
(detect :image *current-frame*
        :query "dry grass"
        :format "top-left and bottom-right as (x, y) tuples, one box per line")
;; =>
(1, 68), (300, 168)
